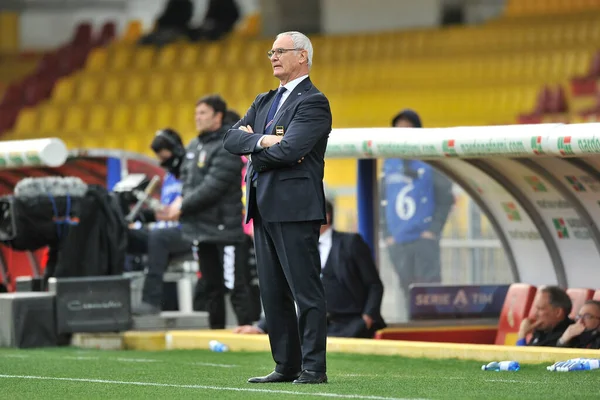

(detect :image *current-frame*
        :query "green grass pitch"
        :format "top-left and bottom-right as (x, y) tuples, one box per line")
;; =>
(0, 347), (597, 399)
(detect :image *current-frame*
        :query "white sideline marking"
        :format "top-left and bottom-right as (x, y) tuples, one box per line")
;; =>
(339, 374), (466, 380)
(115, 358), (158, 363)
(0, 354), (29, 358)
(484, 379), (538, 384)
(64, 356), (99, 361)
(191, 362), (238, 368)
(0, 374), (428, 400)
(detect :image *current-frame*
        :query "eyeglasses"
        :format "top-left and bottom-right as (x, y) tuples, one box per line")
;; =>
(575, 313), (600, 321)
(267, 48), (302, 58)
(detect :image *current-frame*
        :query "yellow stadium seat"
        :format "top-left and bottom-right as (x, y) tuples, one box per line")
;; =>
(156, 44), (179, 70)
(52, 78), (75, 103)
(155, 102), (175, 128)
(122, 20), (143, 43)
(206, 69), (229, 94)
(77, 78), (99, 102)
(147, 74), (167, 101)
(131, 103), (154, 132)
(12, 108), (38, 137)
(173, 103), (195, 133)
(170, 72), (193, 100)
(179, 45), (199, 70)
(123, 75), (146, 101)
(191, 74), (208, 99)
(63, 105), (86, 134)
(38, 106), (62, 134)
(109, 105), (132, 132)
(133, 47), (156, 70)
(100, 76), (123, 102)
(87, 105), (110, 132)
(110, 47), (132, 71)
(200, 43), (221, 68)
(85, 48), (108, 72)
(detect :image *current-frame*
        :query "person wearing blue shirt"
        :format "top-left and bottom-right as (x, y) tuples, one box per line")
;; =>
(381, 110), (454, 309)
(128, 128), (193, 315)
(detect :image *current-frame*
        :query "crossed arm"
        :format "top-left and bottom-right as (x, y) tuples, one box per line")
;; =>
(223, 94), (332, 172)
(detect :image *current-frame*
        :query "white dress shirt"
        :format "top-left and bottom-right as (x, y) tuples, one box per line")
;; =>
(275, 74), (309, 115)
(255, 74), (310, 150)
(318, 227), (333, 270)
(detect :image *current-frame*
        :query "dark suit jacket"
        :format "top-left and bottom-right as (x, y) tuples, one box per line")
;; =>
(223, 77), (332, 223)
(328, 231), (386, 330)
(257, 230), (386, 333)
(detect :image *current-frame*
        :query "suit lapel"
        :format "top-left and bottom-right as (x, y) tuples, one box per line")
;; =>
(325, 230), (340, 271)
(258, 89), (276, 133)
(268, 78), (313, 134)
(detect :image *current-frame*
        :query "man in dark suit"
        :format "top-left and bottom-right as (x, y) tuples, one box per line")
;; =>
(223, 31), (331, 384)
(234, 200), (386, 338)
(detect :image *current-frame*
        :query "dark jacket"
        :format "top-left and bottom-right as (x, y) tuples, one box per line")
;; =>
(327, 231), (385, 328)
(179, 127), (243, 244)
(223, 77), (332, 224)
(257, 230), (386, 337)
(557, 329), (600, 349)
(528, 318), (574, 347)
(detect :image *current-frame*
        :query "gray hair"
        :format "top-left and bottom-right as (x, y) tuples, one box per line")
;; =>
(277, 31), (313, 69)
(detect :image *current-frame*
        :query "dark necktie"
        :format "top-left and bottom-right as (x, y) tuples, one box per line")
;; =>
(252, 87), (287, 183)
(265, 86), (287, 131)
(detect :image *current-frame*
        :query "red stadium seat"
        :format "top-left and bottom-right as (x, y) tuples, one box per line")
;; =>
(495, 283), (537, 345)
(593, 290), (600, 301)
(566, 288), (595, 319)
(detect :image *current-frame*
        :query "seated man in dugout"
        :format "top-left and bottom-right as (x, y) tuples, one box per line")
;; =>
(233, 200), (386, 338)
(556, 300), (600, 349)
(516, 285), (573, 347)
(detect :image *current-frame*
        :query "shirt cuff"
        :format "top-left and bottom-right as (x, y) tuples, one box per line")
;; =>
(516, 338), (527, 346)
(254, 136), (267, 151)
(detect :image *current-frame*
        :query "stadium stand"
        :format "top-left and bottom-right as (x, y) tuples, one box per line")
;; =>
(0, 21), (116, 135)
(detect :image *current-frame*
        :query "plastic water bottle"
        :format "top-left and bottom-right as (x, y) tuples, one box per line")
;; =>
(556, 358), (587, 372)
(481, 361), (520, 371)
(209, 340), (229, 352)
(547, 358), (582, 371)
(563, 359), (600, 372)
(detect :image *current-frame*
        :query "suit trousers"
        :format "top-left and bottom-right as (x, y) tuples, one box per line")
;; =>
(252, 198), (327, 374)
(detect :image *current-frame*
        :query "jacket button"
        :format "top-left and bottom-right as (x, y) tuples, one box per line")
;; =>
(218, 224), (225, 230)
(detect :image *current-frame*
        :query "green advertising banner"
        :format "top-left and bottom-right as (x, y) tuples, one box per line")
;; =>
(324, 123), (600, 159)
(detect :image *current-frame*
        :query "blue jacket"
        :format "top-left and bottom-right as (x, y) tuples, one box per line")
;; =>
(382, 159), (436, 244)
(154, 172), (182, 229)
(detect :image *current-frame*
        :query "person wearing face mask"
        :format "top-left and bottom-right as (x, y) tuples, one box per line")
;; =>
(557, 300), (600, 349)
(129, 128), (193, 315)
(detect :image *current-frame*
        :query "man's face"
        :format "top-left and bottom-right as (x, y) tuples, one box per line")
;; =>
(195, 103), (221, 133)
(269, 35), (305, 81)
(155, 149), (173, 164)
(394, 118), (415, 128)
(533, 292), (565, 331)
(576, 303), (600, 331)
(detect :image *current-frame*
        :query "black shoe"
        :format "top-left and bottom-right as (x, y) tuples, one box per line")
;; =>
(247, 371), (300, 383)
(293, 370), (328, 384)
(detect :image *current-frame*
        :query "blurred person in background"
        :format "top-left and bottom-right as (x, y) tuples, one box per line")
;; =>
(193, 109), (261, 324)
(159, 95), (244, 329)
(557, 300), (600, 349)
(234, 200), (386, 338)
(139, 0), (240, 46)
(129, 128), (191, 315)
(517, 286), (573, 347)
(138, 0), (194, 46)
(381, 109), (454, 309)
